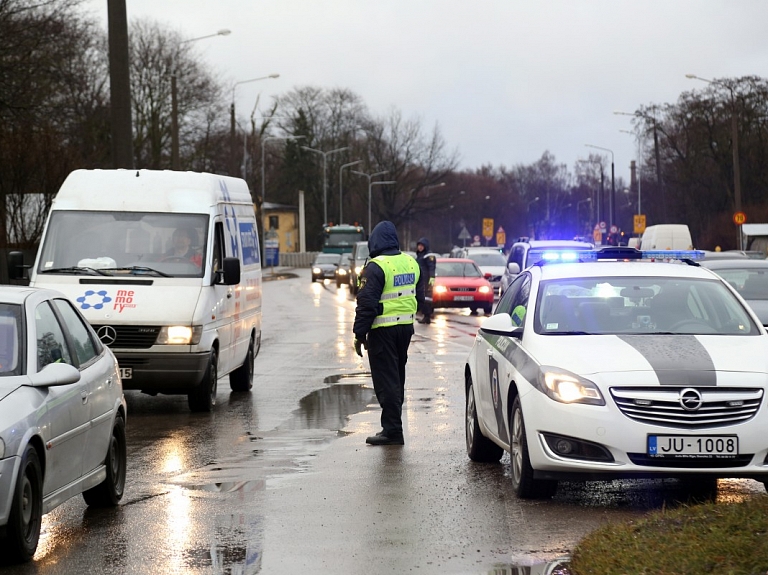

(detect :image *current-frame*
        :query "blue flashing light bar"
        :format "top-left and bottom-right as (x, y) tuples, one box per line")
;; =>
(534, 247), (705, 265)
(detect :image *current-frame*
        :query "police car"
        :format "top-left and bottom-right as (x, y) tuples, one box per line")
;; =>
(465, 247), (768, 498)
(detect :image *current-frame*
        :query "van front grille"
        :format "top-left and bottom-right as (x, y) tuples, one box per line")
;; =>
(92, 325), (160, 349)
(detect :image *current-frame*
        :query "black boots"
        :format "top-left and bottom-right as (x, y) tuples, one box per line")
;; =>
(366, 432), (405, 445)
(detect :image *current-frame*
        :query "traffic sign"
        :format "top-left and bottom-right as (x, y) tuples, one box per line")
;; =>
(496, 226), (506, 246)
(482, 218), (494, 239)
(458, 226), (471, 240)
(634, 214), (647, 234)
(599, 221), (607, 232)
(733, 211), (747, 225)
(610, 224), (619, 234)
(473, 235), (481, 245)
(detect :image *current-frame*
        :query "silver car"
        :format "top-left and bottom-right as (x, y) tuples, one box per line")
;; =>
(0, 286), (127, 562)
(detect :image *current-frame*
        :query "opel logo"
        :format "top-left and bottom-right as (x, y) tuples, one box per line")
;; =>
(97, 325), (117, 346)
(679, 388), (703, 411)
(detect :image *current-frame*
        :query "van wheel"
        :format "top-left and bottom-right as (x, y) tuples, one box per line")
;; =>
(2, 444), (43, 563)
(83, 414), (127, 506)
(188, 350), (218, 412)
(230, 336), (254, 392)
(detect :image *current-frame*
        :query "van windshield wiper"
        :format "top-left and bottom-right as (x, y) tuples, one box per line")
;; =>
(40, 266), (109, 276)
(100, 266), (171, 278)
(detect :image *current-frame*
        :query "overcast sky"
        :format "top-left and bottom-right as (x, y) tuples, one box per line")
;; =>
(87, 1), (768, 184)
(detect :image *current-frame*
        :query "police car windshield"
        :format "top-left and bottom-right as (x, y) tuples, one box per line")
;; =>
(436, 261), (482, 278)
(533, 276), (758, 336)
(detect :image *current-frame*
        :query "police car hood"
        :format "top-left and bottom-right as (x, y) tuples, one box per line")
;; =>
(532, 334), (768, 378)
(0, 379), (24, 402)
(33, 280), (203, 324)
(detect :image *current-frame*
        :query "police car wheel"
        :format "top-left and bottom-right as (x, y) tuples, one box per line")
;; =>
(510, 396), (557, 499)
(466, 377), (503, 463)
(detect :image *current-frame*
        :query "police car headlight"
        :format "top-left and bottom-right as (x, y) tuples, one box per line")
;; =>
(478, 285), (491, 294)
(536, 366), (605, 405)
(156, 325), (203, 345)
(434, 285), (448, 294)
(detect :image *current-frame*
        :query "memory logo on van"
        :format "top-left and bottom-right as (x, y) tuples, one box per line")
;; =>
(113, 289), (136, 313)
(76, 290), (112, 310)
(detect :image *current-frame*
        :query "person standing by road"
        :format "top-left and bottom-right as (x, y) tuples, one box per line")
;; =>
(353, 221), (425, 446)
(415, 237), (436, 324)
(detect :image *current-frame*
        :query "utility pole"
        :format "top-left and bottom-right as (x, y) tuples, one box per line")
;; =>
(107, 0), (133, 168)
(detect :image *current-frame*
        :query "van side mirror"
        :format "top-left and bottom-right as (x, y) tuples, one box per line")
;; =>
(7, 251), (26, 280)
(222, 257), (240, 285)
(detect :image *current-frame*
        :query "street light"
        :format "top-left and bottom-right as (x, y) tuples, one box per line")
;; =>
(171, 29), (231, 170)
(261, 135), (305, 268)
(230, 74), (280, 175)
(339, 160), (363, 224)
(527, 196), (539, 238)
(301, 146), (349, 224)
(585, 144), (615, 231)
(619, 128), (642, 216)
(686, 74), (742, 248)
(351, 170), (392, 232)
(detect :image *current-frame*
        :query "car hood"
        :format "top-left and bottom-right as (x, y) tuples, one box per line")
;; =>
(33, 280), (204, 323)
(0, 378), (26, 402)
(477, 265), (506, 275)
(528, 334), (768, 380)
(437, 277), (490, 288)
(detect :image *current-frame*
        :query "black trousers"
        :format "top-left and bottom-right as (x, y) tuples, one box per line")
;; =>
(366, 323), (414, 437)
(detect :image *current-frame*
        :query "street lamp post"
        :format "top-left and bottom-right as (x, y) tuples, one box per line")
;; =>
(339, 160), (363, 224)
(585, 144), (615, 232)
(527, 196), (539, 239)
(576, 197), (592, 234)
(300, 146), (349, 224)
(230, 74), (280, 176)
(171, 29), (231, 170)
(686, 74), (743, 248)
(351, 170), (391, 232)
(261, 135), (304, 268)
(619, 128), (642, 216)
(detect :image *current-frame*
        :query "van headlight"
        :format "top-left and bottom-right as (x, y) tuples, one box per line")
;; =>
(535, 366), (605, 405)
(156, 325), (202, 345)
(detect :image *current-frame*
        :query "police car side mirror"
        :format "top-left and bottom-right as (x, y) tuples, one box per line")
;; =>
(507, 262), (521, 275)
(479, 313), (522, 338)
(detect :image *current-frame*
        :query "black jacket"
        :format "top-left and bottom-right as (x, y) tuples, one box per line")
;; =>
(353, 221), (425, 340)
(415, 236), (436, 281)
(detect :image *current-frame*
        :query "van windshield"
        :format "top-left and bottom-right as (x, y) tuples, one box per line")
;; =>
(38, 211), (209, 278)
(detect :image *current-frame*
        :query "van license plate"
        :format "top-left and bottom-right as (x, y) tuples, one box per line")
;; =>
(454, 295), (474, 301)
(648, 435), (738, 458)
(119, 368), (132, 380)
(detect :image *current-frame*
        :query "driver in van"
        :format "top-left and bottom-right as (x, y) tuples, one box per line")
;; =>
(165, 227), (202, 267)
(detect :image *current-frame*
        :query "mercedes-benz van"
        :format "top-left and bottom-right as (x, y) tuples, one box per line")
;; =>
(9, 169), (262, 412)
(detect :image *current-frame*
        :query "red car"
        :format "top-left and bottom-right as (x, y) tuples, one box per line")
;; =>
(432, 258), (494, 315)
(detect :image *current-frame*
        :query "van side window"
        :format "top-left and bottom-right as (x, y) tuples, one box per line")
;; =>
(213, 222), (225, 274)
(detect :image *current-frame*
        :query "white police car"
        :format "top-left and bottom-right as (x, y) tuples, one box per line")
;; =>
(466, 247), (768, 498)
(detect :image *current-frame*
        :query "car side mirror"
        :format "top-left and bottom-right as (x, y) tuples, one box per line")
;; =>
(27, 362), (81, 387)
(7, 251), (27, 280)
(479, 313), (523, 338)
(221, 257), (240, 285)
(507, 262), (521, 275)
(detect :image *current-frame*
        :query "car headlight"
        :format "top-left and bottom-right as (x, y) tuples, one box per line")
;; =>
(535, 366), (605, 405)
(338, 268), (347, 275)
(156, 325), (203, 345)
(434, 285), (447, 294)
(355, 266), (363, 275)
(478, 285), (491, 294)
(312, 267), (321, 274)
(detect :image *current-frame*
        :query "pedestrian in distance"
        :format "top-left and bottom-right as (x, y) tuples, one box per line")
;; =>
(353, 221), (425, 446)
(415, 237), (436, 324)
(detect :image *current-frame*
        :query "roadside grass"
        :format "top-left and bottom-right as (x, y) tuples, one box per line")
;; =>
(570, 494), (768, 575)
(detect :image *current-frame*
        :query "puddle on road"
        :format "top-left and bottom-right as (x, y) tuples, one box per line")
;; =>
(483, 557), (571, 574)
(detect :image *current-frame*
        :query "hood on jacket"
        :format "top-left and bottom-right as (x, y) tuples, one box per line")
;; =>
(416, 237), (430, 255)
(368, 221), (400, 258)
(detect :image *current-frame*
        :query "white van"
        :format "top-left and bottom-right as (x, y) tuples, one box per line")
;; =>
(640, 224), (693, 251)
(10, 169), (262, 412)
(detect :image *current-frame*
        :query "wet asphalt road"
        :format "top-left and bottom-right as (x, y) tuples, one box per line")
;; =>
(5, 268), (766, 574)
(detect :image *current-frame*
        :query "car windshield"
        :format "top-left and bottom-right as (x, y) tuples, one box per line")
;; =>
(534, 276), (758, 335)
(315, 254), (340, 265)
(436, 261), (482, 278)
(468, 252), (507, 266)
(37, 211), (208, 278)
(709, 267), (768, 300)
(0, 304), (22, 376)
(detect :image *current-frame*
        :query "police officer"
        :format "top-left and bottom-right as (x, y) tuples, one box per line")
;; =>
(415, 237), (436, 324)
(353, 221), (425, 446)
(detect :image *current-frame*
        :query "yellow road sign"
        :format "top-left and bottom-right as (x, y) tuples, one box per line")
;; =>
(482, 218), (494, 239)
(633, 214), (647, 234)
(496, 231), (506, 246)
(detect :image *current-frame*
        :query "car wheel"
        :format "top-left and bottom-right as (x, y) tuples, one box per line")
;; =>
(466, 378), (503, 462)
(229, 335), (255, 392)
(336, 277), (342, 288)
(483, 304), (493, 315)
(188, 350), (218, 412)
(2, 444), (43, 563)
(510, 396), (557, 499)
(83, 414), (127, 507)
(470, 306), (479, 315)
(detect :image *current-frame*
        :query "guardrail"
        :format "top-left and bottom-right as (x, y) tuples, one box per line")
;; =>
(277, 252), (319, 268)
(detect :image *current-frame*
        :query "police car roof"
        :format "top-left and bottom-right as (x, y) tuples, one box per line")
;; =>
(536, 260), (718, 281)
(519, 240), (594, 248)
